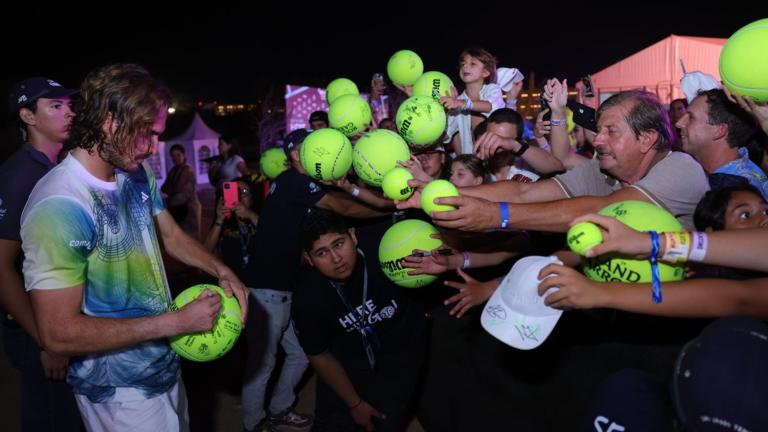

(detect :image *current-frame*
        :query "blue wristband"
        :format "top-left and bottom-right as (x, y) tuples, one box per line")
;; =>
(499, 202), (510, 229)
(648, 231), (662, 304)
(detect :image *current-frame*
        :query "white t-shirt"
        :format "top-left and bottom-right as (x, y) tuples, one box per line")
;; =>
(217, 154), (245, 188)
(21, 155), (178, 403)
(444, 83), (505, 154)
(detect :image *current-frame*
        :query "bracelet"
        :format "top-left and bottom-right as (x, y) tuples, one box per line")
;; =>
(513, 142), (530, 157)
(464, 98), (473, 111)
(550, 118), (567, 126)
(688, 231), (708, 262)
(348, 398), (363, 409)
(661, 231), (691, 263)
(499, 202), (510, 229)
(648, 231), (663, 304)
(351, 186), (361, 197)
(214, 221), (223, 227)
(462, 251), (471, 269)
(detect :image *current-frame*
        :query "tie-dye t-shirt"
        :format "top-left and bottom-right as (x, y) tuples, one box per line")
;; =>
(20, 155), (179, 403)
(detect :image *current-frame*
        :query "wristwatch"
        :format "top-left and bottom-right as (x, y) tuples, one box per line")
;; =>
(513, 142), (530, 157)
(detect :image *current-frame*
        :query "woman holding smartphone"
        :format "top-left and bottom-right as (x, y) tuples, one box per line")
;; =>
(204, 177), (260, 273)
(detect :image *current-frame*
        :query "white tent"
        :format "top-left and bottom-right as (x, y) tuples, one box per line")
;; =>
(589, 35), (727, 104)
(149, 112), (220, 188)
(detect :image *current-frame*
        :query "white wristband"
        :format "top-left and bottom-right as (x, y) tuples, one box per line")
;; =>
(351, 186), (361, 197)
(462, 251), (471, 269)
(465, 98), (473, 111)
(688, 231), (708, 262)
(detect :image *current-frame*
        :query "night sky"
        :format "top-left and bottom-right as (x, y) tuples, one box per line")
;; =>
(2, 4), (765, 107)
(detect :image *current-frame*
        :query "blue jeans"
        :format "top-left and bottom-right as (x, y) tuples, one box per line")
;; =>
(241, 289), (308, 429)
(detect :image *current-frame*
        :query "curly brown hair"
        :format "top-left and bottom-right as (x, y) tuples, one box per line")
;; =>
(69, 63), (171, 159)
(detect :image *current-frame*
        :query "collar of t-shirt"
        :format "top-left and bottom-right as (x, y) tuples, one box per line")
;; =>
(22, 143), (55, 171)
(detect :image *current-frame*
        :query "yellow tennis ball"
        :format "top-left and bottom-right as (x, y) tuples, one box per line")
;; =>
(259, 148), (288, 180)
(352, 130), (411, 187)
(582, 201), (685, 283)
(567, 222), (603, 256)
(328, 94), (372, 137)
(387, 50), (424, 85)
(421, 179), (459, 214)
(719, 18), (768, 103)
(412, 71), (455, 102)
(169, 284), (242, 362)
(326, 78), (359, 105)
(395, 96), (447, 146)
(300, 128), (353, 181)
(378, 219), (442, 288)
(382, 167), (414, 200)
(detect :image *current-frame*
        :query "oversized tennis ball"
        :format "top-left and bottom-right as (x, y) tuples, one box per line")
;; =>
(387, 50), (424, 85)
(300, 128), (353, 181)
(169, 284), (242, 362)
(567, 222), (603, 256)
(329, 94), (372, 137)
(719, 18), (768, 103)
(395, 96), (447, 146)
(382, 167), (414, 200)
(259, 147), (288, 179)
(421, 179), (459, 214)
(326, 78), (359, 105)
(412, 71), (455, 102)
(352, 130), (411, 187)
(582, 201), (685, 283)
(379, 219), (442, 288)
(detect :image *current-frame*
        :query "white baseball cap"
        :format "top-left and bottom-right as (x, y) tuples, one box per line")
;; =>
(481, 255), (564, 350)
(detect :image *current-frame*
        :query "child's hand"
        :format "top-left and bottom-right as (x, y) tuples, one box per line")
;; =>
(440, 96), (465, 110)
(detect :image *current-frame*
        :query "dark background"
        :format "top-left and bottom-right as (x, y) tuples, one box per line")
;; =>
(2, 4), (764, 157)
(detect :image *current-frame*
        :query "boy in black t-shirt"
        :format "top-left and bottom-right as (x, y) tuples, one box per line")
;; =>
(293, 210), (427, 432)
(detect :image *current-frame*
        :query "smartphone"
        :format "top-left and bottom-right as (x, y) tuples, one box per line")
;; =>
(581, 75), (595, 98)
(566, 101), (598, 133)
(540, 94), (551, 121)
(222, 181), (239, 212)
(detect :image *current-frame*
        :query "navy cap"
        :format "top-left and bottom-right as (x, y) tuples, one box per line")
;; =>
(583, 368), (673, 432)
(673, 316), (768, 431)
(308, 110), (328, 124)
(8, 77), (77, 113)
(284, 128), (311, 152)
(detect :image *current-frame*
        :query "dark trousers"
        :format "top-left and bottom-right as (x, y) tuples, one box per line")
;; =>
(3, 324), (82, 432)
(312, 342), (426, 432)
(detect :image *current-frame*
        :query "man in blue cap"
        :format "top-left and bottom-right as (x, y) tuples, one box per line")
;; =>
(0, 76), (81, 431)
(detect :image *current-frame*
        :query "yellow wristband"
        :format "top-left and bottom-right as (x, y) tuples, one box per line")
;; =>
(661, 231), (690, 263)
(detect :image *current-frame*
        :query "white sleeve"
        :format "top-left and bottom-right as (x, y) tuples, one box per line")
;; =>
(481, 83), (505, 114)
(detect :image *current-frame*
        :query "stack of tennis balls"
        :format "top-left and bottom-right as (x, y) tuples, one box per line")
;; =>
(382, 167), (414, 201)
(412, 71), (454, 102)
(420, 179), (459, 214)
(387, 50), (424, 86)
(329, 94), (372, 137)
(259, 148), (288, 180)
(379, 219), (442, 288)
(577, 201), (685, 283)
(326, 77), (359, 104)
(395, 96), (447, 146)
(719, 18), (768, 103)
(352, 129), (410, 187)
(299, 128), (352, 181)
(169, 284), (242, 362)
